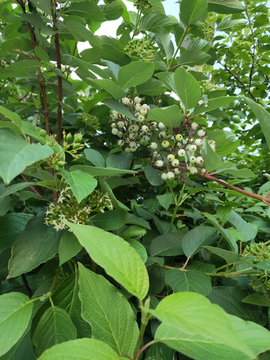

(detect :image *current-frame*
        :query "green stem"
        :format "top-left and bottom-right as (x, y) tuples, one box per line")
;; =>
(137, 340), (157, 358)
(131, 9), (141, 39)
(132, 301), (151, 360)
(169, 26), (188, 69)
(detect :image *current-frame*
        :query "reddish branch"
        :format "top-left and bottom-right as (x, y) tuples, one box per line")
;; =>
(20, 174), (44, 199)
(202, 173), (270, 206)
(17, 0), (50, 135)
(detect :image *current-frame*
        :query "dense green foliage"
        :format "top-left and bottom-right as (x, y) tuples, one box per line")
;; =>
(1, 0), (270, 359)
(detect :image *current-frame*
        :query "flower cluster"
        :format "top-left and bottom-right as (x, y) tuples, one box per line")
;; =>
(134, 0), (151, 12)
(45, 188), (113, 231)
(245, 243), (270, 263)
(124, 38), (155, 62)
(78, 113), (100, 131)
(110, 96), (160, 153)
(150, 122), (213, 182)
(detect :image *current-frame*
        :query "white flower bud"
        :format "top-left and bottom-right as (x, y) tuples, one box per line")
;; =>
(159, 131), (167, 139)
(161, 173), (168, 180)
(130, 146), (137, 152)
(118, 121), (125, 128)
(112, 128), (118, 135)
(118, 140), (124, 146)
(190, 167), (198, 174)
(111, 123), (117, 128)
(201, 168), (206, 173)
(140, 108), (148, 116)
(198, 130), (206, 137)
(142, 104), (150, 110)
(141, 125), (149, 132)
(167, 171), (175, 180)
(167, 154), (175, 162)
(178, 149), (185, 157)
(175, 134), (183, 141)
(172, 159), (179, 167)
(156, 160), (163, 167)
(134, 96), (141, 104)
(174, 168), (180, 174)
(196, 156), (204, 164)
(195, 139), (203, 146)
(150, 142), (158, 150)
(158, 122), (165, 130)
(162, 140), (170, 148)
(117, 132), (123, 138)
(189, 145), (197, 152)
(130, 141), (136, 148)
(191, 122), (198, 130)
(135, 104), (142, 111)
(112, 110), (118, 119)
(125, 147), (131, 154)
(138, 115), (145, 121)
(122, 97), (130, 105)
(189, 156), (196, 163)
(129, 132), (136, 139)
(129, 124), (139, 132)
(150, 122), (157, 129)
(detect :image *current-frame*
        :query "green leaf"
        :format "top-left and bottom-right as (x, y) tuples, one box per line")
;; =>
(193, 96), (238, 115)
(78, 264), (139, 356)
(147, 105), (185, 129)
(118, 62), (155, 89)
(150, 233), (184, 256)
(182, 225), (218, 258)
(65, 1), (106, 22)
(218, 168), (255, 179)
(242, 293), (270, 307)
(103, 1), (123, 20)
(4, 60), (41, 76)
(106, 151), (133, 170)
(92, 209), (131, 230)
(204, 213), (238, 252)
(208, 287), (261, 322)
(144, 164), (164, 186)
(8, 213), (62, 278)
(149, 292), (255, 360)
(0, 293), (33, 357)
(208, 0), (245, 14)
(177, 50), (211, 66)
(34, 46), (50, 63)
(64, 221), (149, 300)
(166, 269), (212, 295)
(180, 0), (208, 26)
(137, 78), (167, 96)
(66, 20), (102, 48)
(103, 99), (139, 121)
(0, 105), (21, 129)
(138, 13), (178, 32)
(88, 79), (126, 99)
(37, 339), (118, 360)
(31, 0), (51, 15)
(126, 238), (147, 263)
(216, 17), (246, 31)
(204, 246), (242, 263)
(244, 97), (270, 150)
(174, 67), (201, 110)
(0, 129), (54, 185)
(216, 205), (232, 224)
(156, 72), (177, 93)
(59, 231), (83, 266)
(32, 307), (77, 357)
(155, 26), (174, 60)
(71, 165), (136, 177)
(58, 169), (97, 203)
(230, 315), (270, 357)
(84, 149), (105, 167)
(0, 213), (32, 251)
(228, 210), (257, 242)
(156, 193), (174, 211)
(200, 141), (232, 172)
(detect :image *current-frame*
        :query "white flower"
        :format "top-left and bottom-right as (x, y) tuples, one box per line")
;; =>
(189, 145), (197, 152)
(167, 154), (175, 162)
(190, 167), (198, 174)
(156, 160), (163, 167)
(140, 108), (148, 116)
(191, 122), (198, 130)
(195, 139), (203, 146)
(161, 173), (167, 180)
(122, 97), (130, 105)
(161, 140), (169, 148)
(189, 156), (196, 163)
(172, 159), (179, 167)
(158, 122), (165, 130)
(118, 121), (125, 128)
(112, 128), (118, 135)
(135, 103), (142, 111)
(150, 142), (158, 150)
(134, 96), (141, 104)
(141, 125), (149, 132)
(196, 156), (204, 164)
(167, 171), (175, 180)
(198, 130), (206, 137)
(178, 149), (185, 157)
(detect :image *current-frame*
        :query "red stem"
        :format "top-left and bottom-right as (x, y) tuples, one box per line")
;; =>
(20, 174), (44, 199)
(202, 173), (270, 205)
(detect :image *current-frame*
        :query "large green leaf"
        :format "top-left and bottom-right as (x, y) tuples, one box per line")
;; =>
(64, 221), (149, 300)
(204, 246), (242, 263)
(31, 0), (51, 14)
(0, 293), (33, 357)
(200, 141), (233, 172)
(0, 105), (21, 130)
(227, 210), (257, 242)
(66, 20), (102, 48)
(144, 164), (164, 186)
(137, 78), (167, 96)
(155, 26), (174, 60)
(37, 339), (118, 360)
(150, 233), (184, 256)
(147, 105), (185, 129)
(204, 213), (238, 252)
(177, 49), (211, 66)
(58, 169), (97, 203)
(0, 129), (54, 185)
(180, 0), (208, 26)
(155, 72), (177, 93)
(92, 209), (131, 230)
(64, 1), (105, 22)
(165, 269), (212, 295)
(70, 165), (136, 177)
(174, 67), (201, 110)
(59, 231), (83, 266)
(182, 225), (217, 258)
(244, 97), (270, 150)
(78, 264), (139, 356)
(208, 0), (245, 14)
(138, 13), (178, 32)
(84, 149), (105, 167)
(4, 60), (41, 76)
(8, 213), (62, 278)
(32, 307), (77, 357)
(193, 96), (238, 115)
(118, 62), (155, 89)
(148, 292), (255, 360)
(88, 79), (126, 99)
(0, 213), (32, 251)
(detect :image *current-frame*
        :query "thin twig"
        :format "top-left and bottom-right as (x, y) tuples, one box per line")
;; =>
(20, 174), (44, 199)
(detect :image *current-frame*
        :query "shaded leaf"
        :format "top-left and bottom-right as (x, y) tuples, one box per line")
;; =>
(174, 68), (201, 110)
(118, 62), (155, 89)
(182, 225), (217, 258)
(150, 233), (184, 256)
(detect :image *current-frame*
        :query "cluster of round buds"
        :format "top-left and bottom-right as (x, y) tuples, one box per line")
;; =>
(151, 122), (209, 182)
(110, 97), (161, 153)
